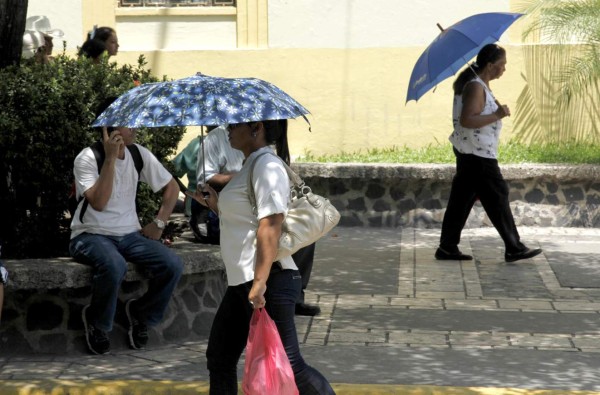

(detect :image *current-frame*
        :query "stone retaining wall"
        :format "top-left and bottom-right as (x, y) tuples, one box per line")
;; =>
(292, 163), (600, 228)
(0, 234), (225, 354)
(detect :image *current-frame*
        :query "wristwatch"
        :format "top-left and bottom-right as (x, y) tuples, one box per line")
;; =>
(153, 218), (166, 230)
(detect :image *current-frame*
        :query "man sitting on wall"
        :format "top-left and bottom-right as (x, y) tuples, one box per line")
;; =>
(69, 97), (183, 355)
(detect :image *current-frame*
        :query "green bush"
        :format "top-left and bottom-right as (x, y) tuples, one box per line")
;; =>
(0, 55), (185, 258)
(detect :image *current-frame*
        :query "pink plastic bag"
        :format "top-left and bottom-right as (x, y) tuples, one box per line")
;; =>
(242, 308), (299, 395)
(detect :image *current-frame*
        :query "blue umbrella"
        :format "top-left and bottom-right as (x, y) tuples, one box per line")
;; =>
(406, 12), (524, 103)
(92, 73), (310, 128)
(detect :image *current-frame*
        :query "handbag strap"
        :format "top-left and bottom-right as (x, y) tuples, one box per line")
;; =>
(246, 151), (303, 215)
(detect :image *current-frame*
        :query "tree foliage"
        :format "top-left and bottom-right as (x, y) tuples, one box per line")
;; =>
(0, 55), (185, 258)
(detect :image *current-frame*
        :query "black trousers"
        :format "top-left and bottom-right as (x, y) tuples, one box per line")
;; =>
(291, 243), (316, 304)
(439, 149), (525, 254)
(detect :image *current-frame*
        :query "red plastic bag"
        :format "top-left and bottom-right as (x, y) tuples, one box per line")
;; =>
(242, 308), (299, 395)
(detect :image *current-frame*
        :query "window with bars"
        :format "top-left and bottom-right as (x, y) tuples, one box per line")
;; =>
(119, 0), (235, 6)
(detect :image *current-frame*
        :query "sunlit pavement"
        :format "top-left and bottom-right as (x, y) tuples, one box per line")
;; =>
(2, 226), (600, 394)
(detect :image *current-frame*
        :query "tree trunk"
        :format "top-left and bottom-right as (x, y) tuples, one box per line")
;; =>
(0, 0), (29, 69)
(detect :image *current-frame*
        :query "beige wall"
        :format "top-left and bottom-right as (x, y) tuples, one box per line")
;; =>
(28, 0), (526, 158)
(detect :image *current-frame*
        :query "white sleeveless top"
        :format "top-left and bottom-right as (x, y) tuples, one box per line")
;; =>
(449, 77), (501, 159)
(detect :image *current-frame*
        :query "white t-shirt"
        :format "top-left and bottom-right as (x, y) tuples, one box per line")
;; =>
(218, 146), (297, 286)
(449, 77), (502, 159)
(196, 126), (244, 186)
(70, 144), (173, 239)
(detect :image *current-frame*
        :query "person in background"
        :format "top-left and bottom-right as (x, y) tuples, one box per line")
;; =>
(86, 26), (119, 59)
(69, 97), (182, 355)
(172, 126), (219, 243)
(21, 30), (48, 64)
(172, 136), (202, 217)
(78, 39), (106, 63)
(25, 15), (64, 62)
(191, 119), (335, 395)
(436, 43), (543, 263)
(197, 124), (321, 315)
(195, 125), (243, 244)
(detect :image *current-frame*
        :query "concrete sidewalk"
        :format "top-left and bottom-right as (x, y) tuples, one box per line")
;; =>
(2, 226), (600, 394)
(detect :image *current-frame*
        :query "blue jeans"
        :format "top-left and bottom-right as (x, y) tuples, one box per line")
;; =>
(70, 232), (183, 332)
(206, 266), (335, 395)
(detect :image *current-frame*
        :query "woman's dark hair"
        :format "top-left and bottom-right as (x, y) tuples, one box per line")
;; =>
(261, 119), (290, 165)
(78, 38), (106, 60)
(94, 96), (118, 138)
(452, 43), (506, 95)
(87, 26), (116, 43)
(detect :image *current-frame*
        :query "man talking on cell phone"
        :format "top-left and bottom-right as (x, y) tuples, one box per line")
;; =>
(69, 97), (183, 355)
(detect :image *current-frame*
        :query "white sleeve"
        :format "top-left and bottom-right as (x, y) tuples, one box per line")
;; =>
(137, 145), (173, 193)
(73, 148), (99, 198)
(197, 130), (225, 185)
(252, 157), (290, 220)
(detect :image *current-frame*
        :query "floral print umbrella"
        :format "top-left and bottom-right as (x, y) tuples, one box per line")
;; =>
(93, 73), (310, 128)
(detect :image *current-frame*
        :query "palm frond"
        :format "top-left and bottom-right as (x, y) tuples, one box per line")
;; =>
(513, 43), (600, 144)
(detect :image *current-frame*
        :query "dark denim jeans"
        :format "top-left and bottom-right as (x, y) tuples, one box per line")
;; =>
(70, 231), (183, 332)
(206, 266), (335, 395)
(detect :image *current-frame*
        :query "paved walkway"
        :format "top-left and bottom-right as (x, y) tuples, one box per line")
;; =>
(2, 226), (600, 394)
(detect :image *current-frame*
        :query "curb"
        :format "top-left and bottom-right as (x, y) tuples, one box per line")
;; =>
(1, 381), (599, 395)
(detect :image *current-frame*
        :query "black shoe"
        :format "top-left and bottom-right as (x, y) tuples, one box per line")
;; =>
(295, 303), (321, 316)
(82, 305), (110, 355)
(126, 299), (149, 350)
(505, 248), (542, 263)
(435, 247), (473, 261)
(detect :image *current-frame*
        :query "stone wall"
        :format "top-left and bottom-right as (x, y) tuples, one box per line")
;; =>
(292, 163), (600, 228)
(0, 235), (225, 354)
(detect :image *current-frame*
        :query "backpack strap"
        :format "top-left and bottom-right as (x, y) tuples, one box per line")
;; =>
(78, 142), (144, 223)
(127, 144), (144, 177)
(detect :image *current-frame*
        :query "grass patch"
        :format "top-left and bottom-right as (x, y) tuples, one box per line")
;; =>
(298, 141), (600, 164)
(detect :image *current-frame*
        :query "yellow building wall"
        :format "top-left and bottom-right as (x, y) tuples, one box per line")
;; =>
(76, 0), (526, 158)
(117, 46), (526, 158)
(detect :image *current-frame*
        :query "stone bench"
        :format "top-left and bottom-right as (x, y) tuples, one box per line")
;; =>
(0, 232), (225, 354)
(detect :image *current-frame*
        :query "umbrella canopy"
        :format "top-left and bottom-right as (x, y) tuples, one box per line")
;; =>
(92, 73), (310, 128)
(406, 12), (524, 103)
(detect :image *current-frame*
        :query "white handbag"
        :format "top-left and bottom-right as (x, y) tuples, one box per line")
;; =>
(248, 152), (341, 261)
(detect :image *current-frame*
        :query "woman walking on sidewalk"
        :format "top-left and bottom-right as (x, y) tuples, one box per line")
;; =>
(435, 44), (542, 263)
(191, 120), (335, 395)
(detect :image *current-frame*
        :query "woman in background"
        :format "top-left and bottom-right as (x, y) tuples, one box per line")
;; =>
(78, 39), (106, 63)
(87, 26), (119, 58)
(436, 43), (542, 263)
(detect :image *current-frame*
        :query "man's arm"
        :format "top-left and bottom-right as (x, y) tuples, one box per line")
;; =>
(207, 173), (236, 192)
(140, 177), (180, 240)
(197, 127), (241, 191)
